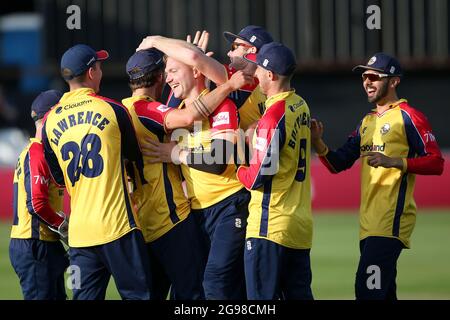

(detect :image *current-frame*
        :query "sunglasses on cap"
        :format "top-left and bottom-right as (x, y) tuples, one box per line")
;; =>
(230, 42), (253, 51)
(362, 73), (392, 82)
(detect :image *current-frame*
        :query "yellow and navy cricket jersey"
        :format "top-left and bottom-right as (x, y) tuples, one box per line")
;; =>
(122, 95), (190, 242)
(320, 99), (444, 248)
(11, 139), (64, 241)
(165, 64), (266, 131)
(172, 90), (244, 210)
(42, 88), (146, 248)
(237, 90), (313, 249)
(225, 64), (267, 131)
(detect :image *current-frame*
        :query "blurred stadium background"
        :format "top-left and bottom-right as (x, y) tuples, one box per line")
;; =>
(0, 0), (449, 299)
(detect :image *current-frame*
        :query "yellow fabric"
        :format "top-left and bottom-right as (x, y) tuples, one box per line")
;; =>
(237, 85), (267, 131)
(359, 100), (416, 248)
(122, 95), (190, 242)
(245, 91), (313, 249)
(44, 88), (139, 247)
(173, 89), (244, 209)
(10, 139), (62, 241)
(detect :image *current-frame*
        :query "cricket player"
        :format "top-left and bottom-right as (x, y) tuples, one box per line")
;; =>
(122, 48), (207, 300)
(137, 36), (250, 300)
(237, 42), (314, 300)
(42, 44), (152, 300)
(165, 26), (273, 133)
(9, 90), (69, 300)
(311, 52), (445, 299)
(222, 25), (273, 131)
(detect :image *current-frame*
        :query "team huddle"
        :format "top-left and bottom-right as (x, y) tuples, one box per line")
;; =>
(9, 25), (444, 300)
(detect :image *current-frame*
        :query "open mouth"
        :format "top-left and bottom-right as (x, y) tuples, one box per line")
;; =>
(366, 87), (376, 96)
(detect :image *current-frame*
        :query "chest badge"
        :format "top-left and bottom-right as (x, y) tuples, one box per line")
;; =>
(380, 123), (390, 135)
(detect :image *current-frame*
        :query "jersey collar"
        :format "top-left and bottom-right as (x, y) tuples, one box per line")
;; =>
(121, 95), (155, 108)
(60, 87), (95, 103)
(265, 89), (295, 109)
(371, 98), (408, 116)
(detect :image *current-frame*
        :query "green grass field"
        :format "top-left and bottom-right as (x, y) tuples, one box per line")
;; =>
(1, 210), (449, 300)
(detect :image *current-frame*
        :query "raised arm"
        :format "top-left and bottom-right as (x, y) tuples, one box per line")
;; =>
(137, 35), (227, 85)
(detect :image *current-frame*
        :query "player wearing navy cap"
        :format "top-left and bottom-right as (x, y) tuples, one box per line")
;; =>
(137, 35), (252, 300)
(238, 42), (314, 300)
(10, 90), (69, 300)
(164, 26), (273, 134)
(222, 25), (273, 132)
(42, 44), (152, 300)
(122, 48), (207, 300)
(311, 52), (444, 299)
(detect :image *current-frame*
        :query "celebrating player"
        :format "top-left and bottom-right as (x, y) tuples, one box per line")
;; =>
(237, 42), (314, 300)
(311, 52), (445, 300)
(9, 90), (69, 300)
(137, 35), (250, 300)
(42, 44), (152, 300)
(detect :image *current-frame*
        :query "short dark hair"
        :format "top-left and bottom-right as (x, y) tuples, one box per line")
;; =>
(62, 62), (98, 83)
(128, 66), (164, 91)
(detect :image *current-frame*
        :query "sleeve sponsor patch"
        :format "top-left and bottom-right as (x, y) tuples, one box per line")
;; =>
(156, 104), (171, 113)
(255, 137), (267, 151)
(212, 111), (230, 127)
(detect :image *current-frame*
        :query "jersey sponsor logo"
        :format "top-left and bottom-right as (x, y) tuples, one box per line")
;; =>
(424, 131), (436, 142)
(33, 175), (50, 186)
(380, 123), (390, 135)
(212, 112), (230, 127)
(255, 137), (267, 151)
(55, 106), (63, 114)
(63, 100), (92, 110)
(288, 100), (305, 112)
(361, 126), (367, 136)
(360, 143), (385, 152)
(156, 104), (171, 113)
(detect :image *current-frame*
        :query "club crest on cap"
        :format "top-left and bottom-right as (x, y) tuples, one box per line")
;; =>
(390, 66), (396, 74)
(250, 35), (257, 43)
(263, 59), (269, 67)
(368, 56), (377, 65)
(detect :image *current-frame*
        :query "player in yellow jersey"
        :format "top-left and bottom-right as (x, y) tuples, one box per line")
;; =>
(123, 42), (251, 299)
(237, 42), (314, 300)
(166, 26), (272, 136)
(311, 53), (444, 299)
(42, 44), (152, 300)
(136, 35), (251, 300)
(9, 90), (69, 300)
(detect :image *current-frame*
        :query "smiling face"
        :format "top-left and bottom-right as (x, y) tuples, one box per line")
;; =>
(164, 57), (197, 100)
(227, 38), (256, 70)
(362, 70), (391, 104)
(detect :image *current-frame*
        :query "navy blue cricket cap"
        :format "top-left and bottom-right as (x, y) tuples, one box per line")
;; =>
(223, 25), (273, 50)
(352, 52), (403, 76)
(31, 90), (63, 121)
(244, 42), (297, 76)
(60, 44), (109, 80)
(126, 49), (165, 80)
